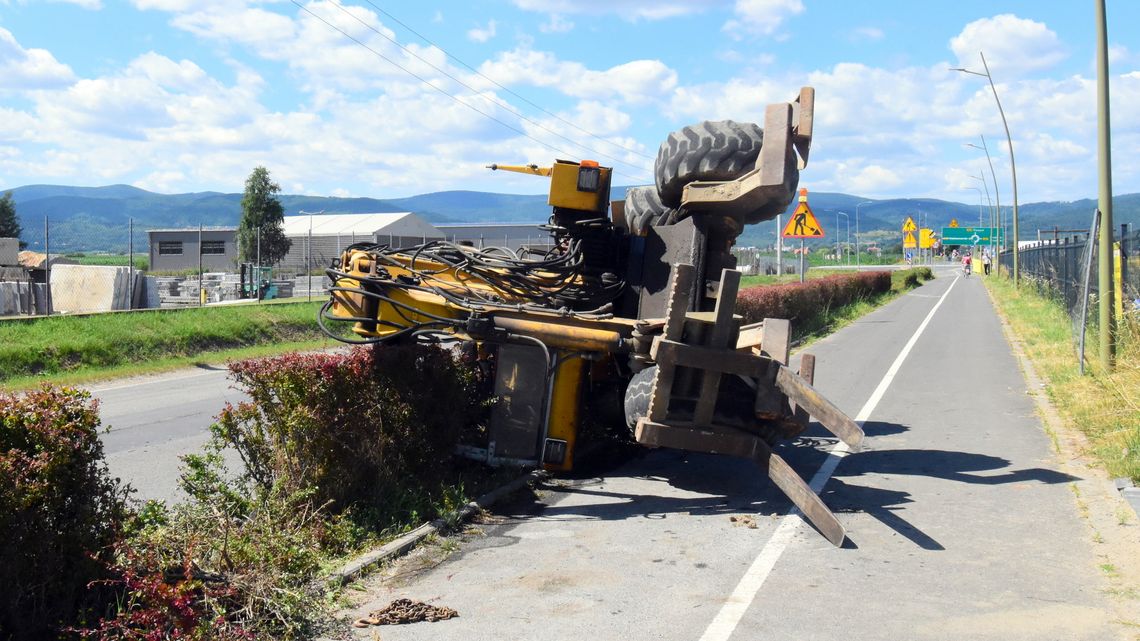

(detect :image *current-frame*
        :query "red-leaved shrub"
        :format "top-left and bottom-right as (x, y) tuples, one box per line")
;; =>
(75, 545), (253, 641)
(0, 386), (127, 640)
(213, 344), (477, 516)
(735, 271), (891, 324)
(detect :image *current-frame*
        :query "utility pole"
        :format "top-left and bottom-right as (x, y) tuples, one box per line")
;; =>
(1096, 0), (1115, 368)
(855, 201), (872, 269)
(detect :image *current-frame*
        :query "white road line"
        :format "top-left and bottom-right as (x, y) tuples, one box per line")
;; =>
(87, 369), (222, 393)
(698, 275), (961, 641)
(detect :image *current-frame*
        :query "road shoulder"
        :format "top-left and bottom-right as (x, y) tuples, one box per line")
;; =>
(988, 284), (1140, 625)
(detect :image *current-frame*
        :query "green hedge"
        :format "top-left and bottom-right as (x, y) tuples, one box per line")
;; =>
(735, 271), (892, 324)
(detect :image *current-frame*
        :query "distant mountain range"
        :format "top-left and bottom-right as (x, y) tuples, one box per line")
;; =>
(4, 182), (1138, 253)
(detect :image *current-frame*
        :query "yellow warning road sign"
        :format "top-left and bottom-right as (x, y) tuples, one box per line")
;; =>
(919, 228), (934, 249)
(903, 231), (917, 248)
(949, 219), (959, 228)
(782, 201), (825, 238)
(902, 216), (917, 232)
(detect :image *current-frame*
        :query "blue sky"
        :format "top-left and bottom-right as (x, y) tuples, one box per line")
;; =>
(1, 1), (1138, 205)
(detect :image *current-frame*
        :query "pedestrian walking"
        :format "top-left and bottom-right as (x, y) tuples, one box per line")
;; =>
(982, 252), (992, 276)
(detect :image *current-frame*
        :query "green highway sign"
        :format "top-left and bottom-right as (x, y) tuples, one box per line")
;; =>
(941, 226), (1003, 245)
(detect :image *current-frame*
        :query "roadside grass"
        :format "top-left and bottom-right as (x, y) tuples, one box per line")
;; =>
(985, 275), (1140, 483)
(0, 300), (348, 389)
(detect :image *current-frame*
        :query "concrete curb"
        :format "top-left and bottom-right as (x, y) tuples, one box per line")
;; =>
(1115, 478), (1140, 520)
(325, 469), (548, 587)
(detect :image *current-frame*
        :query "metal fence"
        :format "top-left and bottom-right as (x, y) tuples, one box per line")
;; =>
(0, 216), (335, 317)
(999, 218), (1136, 368)
(1, 216), (567, 317)
(1003, 221), (1136, 311)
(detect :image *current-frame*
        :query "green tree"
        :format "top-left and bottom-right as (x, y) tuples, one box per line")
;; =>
(0, 191), (23, 248)
(236, 166), (291, 266)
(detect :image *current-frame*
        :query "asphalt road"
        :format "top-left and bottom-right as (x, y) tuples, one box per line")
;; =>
(90, 365), (245, 503)
(343, 265), (1137, 640)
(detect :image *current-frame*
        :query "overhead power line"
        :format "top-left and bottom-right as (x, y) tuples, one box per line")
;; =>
(289, 0), (652, 183)
(327, 1), (650, 175)
(358, 0), (656, 162)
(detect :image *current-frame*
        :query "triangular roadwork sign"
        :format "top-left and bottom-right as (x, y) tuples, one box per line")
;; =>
(902, 216), (917, 232)
(782, 202), (825, 238)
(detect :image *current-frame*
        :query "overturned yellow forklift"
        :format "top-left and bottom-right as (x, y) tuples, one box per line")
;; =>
(320, 88), (863, 546)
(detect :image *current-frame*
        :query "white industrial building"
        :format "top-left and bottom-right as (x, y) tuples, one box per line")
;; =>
(435, 223), (553, 252)
(279, 212), (444, 272)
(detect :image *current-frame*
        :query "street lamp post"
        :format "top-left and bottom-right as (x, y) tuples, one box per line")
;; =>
(966, 136), (1002, 272)
(837, 212), (849, 265)
(966, 182), (984, 227)
(855, 201), (872, 269)
(953, 53), (1019, 284)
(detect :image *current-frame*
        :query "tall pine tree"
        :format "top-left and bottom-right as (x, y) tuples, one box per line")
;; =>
(0, 191), (22, 248)
(236, 167), (291, 266)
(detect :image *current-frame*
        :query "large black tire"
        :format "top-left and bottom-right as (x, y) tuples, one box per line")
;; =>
(623, 366), (656, 432)
(623, 186), (679, 237)
(623, 366), (780, 444)
(654, 120), (765, 207)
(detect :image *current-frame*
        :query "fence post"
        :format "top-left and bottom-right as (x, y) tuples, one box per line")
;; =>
(1062, 237), (1069, 290)
(128, 217), (134, 310)
(1121, 224), (1129, 299)
(44, 215), (50, 301)
(199, 223), (204, 306)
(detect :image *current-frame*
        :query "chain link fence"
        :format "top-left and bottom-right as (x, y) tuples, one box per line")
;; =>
(1006, 220), (1135, 309)
(1001, 217), (1136, 368)
(0, 217), (335, 317)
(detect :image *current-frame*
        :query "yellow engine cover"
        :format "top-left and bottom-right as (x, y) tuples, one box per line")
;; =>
(548, 160), (611, 213)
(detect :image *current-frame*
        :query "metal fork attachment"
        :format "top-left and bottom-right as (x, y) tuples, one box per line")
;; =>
(634, 264), (863, 546)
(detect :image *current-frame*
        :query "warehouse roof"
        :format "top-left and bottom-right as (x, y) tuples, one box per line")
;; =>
(282, 212), (441, 238)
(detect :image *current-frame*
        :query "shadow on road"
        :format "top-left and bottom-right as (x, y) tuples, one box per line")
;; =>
(494, 420), (1080, 553)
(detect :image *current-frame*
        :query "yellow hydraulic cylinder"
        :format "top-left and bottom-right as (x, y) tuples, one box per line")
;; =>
(493, 316), (628, 352)
(544, 353), (585, 472)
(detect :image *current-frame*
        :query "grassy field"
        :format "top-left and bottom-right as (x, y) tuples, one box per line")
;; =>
(986, 276), (1140, 482)
(65, 253), (149, 270)
(0, 300), (347, 389)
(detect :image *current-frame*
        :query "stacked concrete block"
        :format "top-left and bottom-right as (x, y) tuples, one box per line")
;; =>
(138, 276), (161, 309)
(0, 281), (33, 315)
(0, 238), (18, 266)
(49, 264), (143, 313)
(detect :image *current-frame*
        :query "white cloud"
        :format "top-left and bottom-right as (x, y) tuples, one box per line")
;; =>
(723, 0), (804, 37)
(0, 28), (76, 90)
(0, 107), (38, 141)
(950, 15), (1066, 76)
(511, 0), (717, 21)
(54, 0), (102, 8)
(853, 26), (884, 42)
(5, 1), (1138, 204)
(467, 20), (497, 43)
(481, 48), (677, 105)
(1108, 45), (1131, 66)
(539, 14), (574, 34)
(844, 164), (903, 192)
(131, 0), (229, 10)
